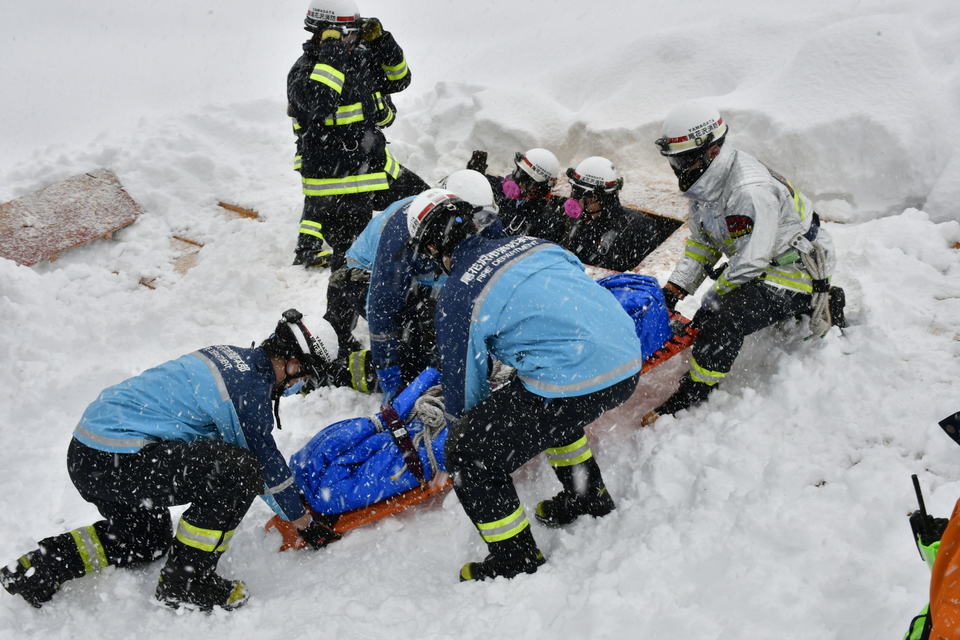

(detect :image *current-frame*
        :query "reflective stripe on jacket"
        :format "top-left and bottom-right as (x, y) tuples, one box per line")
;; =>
(436, 236), (644, 418)
(73, 346), (306, 522)
(669, 146), (836, 296)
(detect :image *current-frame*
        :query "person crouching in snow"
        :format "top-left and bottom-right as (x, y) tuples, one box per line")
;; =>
(405, 189), (644, 581)
(0, 310), (342, 611)
(644, 101), (846, 423)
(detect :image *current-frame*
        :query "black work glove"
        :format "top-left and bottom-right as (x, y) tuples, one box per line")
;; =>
(299, 514), (343, 549)
(467, 150), (488, 174)
(360, 17), (383, 42)
(910, 511), (949, 548)
(705, 262), (727, 281)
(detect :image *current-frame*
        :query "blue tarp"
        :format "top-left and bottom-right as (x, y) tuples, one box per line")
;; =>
(596, 273), (671, 359)
(290, 368), (445, 515)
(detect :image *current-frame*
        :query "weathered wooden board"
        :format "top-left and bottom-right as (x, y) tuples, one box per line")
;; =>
(0, 168), (143, 266)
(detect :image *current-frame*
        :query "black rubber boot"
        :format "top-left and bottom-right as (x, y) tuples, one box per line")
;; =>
(155, 540), (247, 612)
(1, 532), (90, 608)
(654, 373), (715, 416)
(535, 485), (615, 527)
(829, 286), (847, 329)
(535, 456), (615, 527)
(327, 349), (379, 393)
(293, 236), (331, 268)
(459, 527), (545, 582)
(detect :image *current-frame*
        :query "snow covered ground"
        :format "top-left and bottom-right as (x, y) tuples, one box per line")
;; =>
(2, 1), (960, 638)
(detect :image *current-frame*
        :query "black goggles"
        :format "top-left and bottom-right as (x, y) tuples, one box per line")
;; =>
(666, 149), (707, 171)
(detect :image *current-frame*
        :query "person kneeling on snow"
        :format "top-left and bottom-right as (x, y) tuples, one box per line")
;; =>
(0, 310), (341, 612)
(644, 101), (846, 422)
(405, 188), (644, 581)
(324, 169), (503, 403)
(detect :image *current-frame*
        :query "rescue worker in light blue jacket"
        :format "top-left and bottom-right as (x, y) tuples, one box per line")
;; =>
(405, 189), (644, 582)
(0, 310), (341, 612)
(322, 171), (501, 400)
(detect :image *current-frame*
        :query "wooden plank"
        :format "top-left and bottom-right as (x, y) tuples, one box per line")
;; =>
(0, 168), (142, 266)
(217, 201), (259, 219)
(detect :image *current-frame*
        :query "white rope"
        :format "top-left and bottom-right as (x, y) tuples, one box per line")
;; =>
(392, 385), (447, 478)
(490, 361), (516, 392)
(801, 241), (832, 337)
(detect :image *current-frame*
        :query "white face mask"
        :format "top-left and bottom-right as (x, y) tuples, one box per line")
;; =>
(282, 378), (307, 397)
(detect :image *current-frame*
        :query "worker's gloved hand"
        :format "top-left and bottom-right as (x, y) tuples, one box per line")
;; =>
(360, 17), (383, 42)
(320, 28), (342, 41)
(298, 515), (342, 549)
(467, 150), (488, 174)
(376, 364), (402, 405)
(910, 510), (950, 568)
(705, 262), (728, 281)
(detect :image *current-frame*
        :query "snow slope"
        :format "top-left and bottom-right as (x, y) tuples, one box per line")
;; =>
(2, 1), (960, 638)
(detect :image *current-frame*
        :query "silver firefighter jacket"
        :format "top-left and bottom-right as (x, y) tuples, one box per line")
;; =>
(669, 145), (836, 297)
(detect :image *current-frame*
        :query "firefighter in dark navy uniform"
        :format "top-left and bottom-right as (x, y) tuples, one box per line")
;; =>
(287, 0), (427, 269)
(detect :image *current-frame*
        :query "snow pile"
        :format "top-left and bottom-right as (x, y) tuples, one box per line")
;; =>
(2, 0), (960, 638)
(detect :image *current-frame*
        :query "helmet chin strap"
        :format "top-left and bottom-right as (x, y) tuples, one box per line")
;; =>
(271, 359), (307, 430)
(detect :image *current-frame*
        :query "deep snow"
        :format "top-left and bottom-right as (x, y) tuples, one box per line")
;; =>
(2, 1), (960, 638)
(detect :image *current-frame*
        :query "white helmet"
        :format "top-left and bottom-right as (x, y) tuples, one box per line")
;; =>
(566, 156), (623, 197)
(440, 170), (499, 214)
(304, 0), (361, 34)
(656, 102), (728, 191)
(406, 188), (460, 244)
(406, 189), (481, 272)
(513, 148), (560, 189)
(655, 101), (728, 156)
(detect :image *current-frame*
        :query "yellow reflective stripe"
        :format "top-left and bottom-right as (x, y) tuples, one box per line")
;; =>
(377, 108), (395, 127)
(382, 56), (409, 81)
(176, 519), (234, 553)
(786, 180), (806, 220)
(18, 555), (32, 570)
(759, 267), (815, 293)
(684, 239), (722, 266)
(302, 173), (390, 196)
(310, 63), (345, 93)
(293, 154), (302, 171)
(372, 91), (384, 109)
(348, 350), (369, 392)
(291, 117), (301, 132)
(383, 149), (400, 179)
(714, 272), (739, 295)
(689, 355), (726, 386)
(70, 526), (108, 574)
(545, 436), (593, 468)
(299, 219), (324, 240)
(324, 102), (365, 126)
(476, 506), (529, 544)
